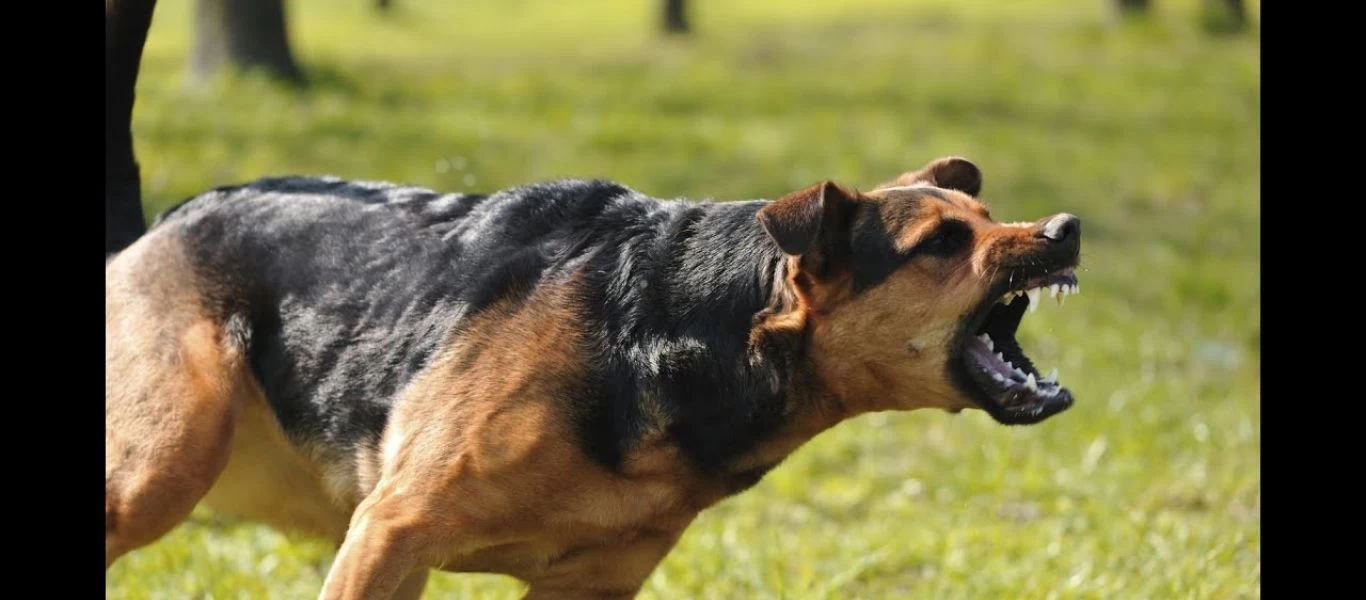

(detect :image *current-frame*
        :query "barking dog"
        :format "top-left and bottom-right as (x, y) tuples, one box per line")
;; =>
(105, 157), (1081, 599)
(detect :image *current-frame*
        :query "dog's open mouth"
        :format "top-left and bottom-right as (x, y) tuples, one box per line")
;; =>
(956, 268), (1079, 425)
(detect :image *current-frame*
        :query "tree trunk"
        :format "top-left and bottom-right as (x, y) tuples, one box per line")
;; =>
(106, 0), (158, 255)
(663, 0), (688, 34)
(1115, 0), (1150, 12)
(1220, 0), (1246, 25)
(191, 0), (305, 85)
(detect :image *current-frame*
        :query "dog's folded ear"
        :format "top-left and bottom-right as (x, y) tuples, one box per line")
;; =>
(876, 156), (983, 197)
(758, 180), (856, 257)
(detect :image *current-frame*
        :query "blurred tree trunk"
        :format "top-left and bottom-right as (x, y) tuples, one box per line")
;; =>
(106, 0), (158, 255)
(663, 0), (688, 34)
(376, 0), (392, 12)
(1114, 0), (1247, 29)
(191, 0), (305, 85)
(1219, 0), (1246, 26)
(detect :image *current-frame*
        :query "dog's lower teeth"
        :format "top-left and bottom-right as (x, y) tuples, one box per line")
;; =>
(1044, 368), (1058, 383)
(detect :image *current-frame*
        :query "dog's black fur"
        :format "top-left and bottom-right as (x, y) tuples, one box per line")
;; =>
(148, 176), (841, 485)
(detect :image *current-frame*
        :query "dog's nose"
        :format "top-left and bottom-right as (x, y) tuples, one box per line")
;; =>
(1038, 213), (1080, 244)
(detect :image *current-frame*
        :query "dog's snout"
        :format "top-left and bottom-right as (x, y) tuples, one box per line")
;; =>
(1038, 213), (1080, 244)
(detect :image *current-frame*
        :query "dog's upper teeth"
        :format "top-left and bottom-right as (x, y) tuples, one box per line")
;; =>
(1044, 368), (1058, 383)
(1026, 288), (1040, 312)
(979, 334), (993, 351)
(1073, 284), (1080, 295)
(996, 352), (1005, 363)
(1024, 373), (1038, 391)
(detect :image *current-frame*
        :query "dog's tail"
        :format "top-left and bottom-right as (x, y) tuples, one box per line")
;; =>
(106, 0), (159, 258)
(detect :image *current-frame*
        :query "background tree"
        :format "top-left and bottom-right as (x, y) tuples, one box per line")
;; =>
(663, 0), (688, 34)
(190, 0), (306, 85)
(1114, 0), (1248, 30)
(106, 0), (159, 255)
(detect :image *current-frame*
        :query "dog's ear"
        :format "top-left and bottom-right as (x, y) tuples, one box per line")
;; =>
(875, 156), (983, 197)
(758, 180), (857, 257)
(757, 181), (859, 286)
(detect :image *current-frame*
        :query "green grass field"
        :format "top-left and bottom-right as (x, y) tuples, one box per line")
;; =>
(107, 0), (1260, 597)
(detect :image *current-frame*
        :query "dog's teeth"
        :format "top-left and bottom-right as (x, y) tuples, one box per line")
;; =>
(996, 352), (1005, 363)
(1024, 373), (1037, 391)
(1044, 368), (1058, 383)
(1050, 284), (1061, 299)
(978, 334), (994, 351)
(1027, 288), (1040, 312)
(1005, 360), (1013, 369)
(1056, 290), (1066, 306)
(1072, 284), (1079, 295)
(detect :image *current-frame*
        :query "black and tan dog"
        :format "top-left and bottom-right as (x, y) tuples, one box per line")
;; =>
(105, 156), (1082, 599)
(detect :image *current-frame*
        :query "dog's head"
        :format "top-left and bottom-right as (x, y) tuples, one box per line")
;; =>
(757, 157), (1081, 425)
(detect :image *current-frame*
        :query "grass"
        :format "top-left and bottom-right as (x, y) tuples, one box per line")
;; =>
(108, 0), (1260, 597)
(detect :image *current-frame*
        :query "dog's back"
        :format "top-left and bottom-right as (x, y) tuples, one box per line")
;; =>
(113, 174), (680, 454)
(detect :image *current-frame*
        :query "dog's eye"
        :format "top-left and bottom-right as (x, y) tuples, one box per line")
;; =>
(917, 220), (972, 257)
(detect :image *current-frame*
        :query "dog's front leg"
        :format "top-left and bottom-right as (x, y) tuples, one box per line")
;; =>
(318, 486), (428, 600)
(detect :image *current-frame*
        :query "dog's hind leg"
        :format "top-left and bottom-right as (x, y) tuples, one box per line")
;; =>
(105, 233), (248, 568)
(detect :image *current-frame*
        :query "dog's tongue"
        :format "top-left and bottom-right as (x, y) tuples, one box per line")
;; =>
(966, 336), (1024, 382)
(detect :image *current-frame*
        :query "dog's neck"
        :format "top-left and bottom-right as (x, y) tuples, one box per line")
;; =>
(646, 199), (851, 484)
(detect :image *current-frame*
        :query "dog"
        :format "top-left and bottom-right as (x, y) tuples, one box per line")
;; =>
(105, 156), (1081, 599)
